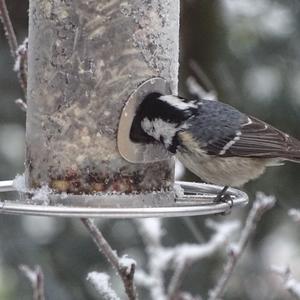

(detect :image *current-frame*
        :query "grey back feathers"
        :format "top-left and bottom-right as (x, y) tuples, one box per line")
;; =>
(130, 93), (300, 161)
(182, 99), (300, 161)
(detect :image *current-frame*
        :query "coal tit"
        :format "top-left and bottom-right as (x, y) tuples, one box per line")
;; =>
(130, 93), (300, 191)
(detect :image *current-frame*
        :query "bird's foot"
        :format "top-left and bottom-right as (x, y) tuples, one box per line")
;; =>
(214, 186), (233, 215)
(216, 193), (233, 208)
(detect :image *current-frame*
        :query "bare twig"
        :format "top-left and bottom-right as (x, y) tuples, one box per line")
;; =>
(19, 265), (45, 300)
(271, 265), (300, 299)
(208, 193), (276, 300)
(81, 218), (137, 300)
(0, 0), (27, 96)
(0, 0), (18, 58)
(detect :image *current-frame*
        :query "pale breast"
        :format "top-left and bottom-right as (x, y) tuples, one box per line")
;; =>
(176, 151), (271, 187)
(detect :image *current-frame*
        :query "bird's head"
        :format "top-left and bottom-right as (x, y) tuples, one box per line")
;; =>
(130, 93), (198, 153)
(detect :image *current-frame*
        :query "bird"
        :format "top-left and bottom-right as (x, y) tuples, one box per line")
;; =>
(129, 92), (300, 201)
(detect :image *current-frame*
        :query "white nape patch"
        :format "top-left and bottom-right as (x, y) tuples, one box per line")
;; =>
(141, 118), (185, 147)
(219, 131), (242, 155)
(159, 95), (197, 110)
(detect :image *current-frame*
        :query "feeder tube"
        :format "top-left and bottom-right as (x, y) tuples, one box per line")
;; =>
(26, 0), (179, 194)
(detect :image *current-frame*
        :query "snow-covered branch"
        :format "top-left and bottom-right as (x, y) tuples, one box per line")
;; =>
(14, 37), (28, 93)
(135, 218), (169, 300)
(20, 265), (45, 300)
(87, 271), (121, 300)
(81, 218), (137, 300)
(271, 265), (300, 299)
(208, 192), (276, 300)
(135, 218), (240, 300)
(168, 220), (240, 299)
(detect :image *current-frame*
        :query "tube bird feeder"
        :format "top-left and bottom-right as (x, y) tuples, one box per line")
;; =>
(26, 0), (181, 195)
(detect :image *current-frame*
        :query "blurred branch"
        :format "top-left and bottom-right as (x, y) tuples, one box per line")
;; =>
(271, 265), (300, 299)
(19, 265), (45, 300)
(81, 218), (137, 300)
(187, 60), (217, 100)
(208, 193), (276, 300)
(0, 0), (27, 97)
(182, 217), (205, 243)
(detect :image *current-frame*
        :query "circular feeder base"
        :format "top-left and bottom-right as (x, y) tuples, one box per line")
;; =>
(0, 180), (248, 218)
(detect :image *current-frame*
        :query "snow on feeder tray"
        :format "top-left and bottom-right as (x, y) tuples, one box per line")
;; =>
(0, 78), (248, 218)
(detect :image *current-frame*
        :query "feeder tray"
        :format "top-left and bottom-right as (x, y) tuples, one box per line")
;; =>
(0, 180), (248, 218)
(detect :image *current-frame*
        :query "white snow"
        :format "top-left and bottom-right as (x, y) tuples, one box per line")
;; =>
(174, 220), (240, 265)
(288, 209), (300, 223)
(14, 38), (28, 72)
(32, 185), (52, 205)
(87, 272), (120, 300)
(255, 192), (276, 208)
(119, 255), (136, 275)
(173, 183), (184, 198)
(271, 265), (300, 298)
(13, 174), (27, 193)
(134, 218), (240, 300)
(13, 174), (52, 205)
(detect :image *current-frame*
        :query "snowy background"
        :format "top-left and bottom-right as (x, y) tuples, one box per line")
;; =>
(0, 0), (300, 299)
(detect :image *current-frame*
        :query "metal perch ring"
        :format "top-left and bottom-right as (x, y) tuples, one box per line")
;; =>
(0, 180), (248, 218)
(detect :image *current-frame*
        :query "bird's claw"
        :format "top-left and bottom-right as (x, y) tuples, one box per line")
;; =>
(214, 192), (233, 215)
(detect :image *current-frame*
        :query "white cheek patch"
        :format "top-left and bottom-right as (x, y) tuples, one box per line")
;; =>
(141, 118), (183, 147)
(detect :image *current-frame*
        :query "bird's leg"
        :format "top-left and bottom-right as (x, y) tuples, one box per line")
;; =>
(214, 186), (233, 208)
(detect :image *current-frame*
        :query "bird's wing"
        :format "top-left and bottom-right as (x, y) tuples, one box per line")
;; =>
(206, 116), (300, 160)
